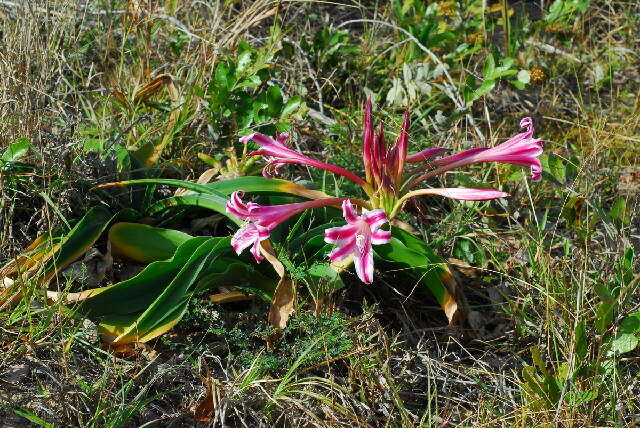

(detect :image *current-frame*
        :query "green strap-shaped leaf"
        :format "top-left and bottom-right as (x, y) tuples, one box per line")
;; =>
(287, 222), (336, 261)
(38, 207), (138, 283)
(78, 237), (213, 317)
(109, 222), (193, 263)
(98, 237), (231, 344)
(96, 178), (222, 195)
(96, 176), (315, 198)
(197, 260), (278, 301)
(79, 235), (279, 310)
(78, 237), (281, 344)
(391, 227), (444, 261)
(145, 192), (241, 225)
(204, 176), (320, 197)
(100, 176), (328, 219)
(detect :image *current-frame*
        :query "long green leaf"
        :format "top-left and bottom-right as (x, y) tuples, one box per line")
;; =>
(97, 176), (328, 199)
(145, 192), (241, 225)
(98, 237), (230, 344)
(287, 222), (335, 261)
(78, 236), (281, 343)
(78, 237), (213, 317)
(197, 260), (278, 301)
(96, 176), (308, 196)
(204, 176), (323, 197)
(109, 222), (193, 263)
(11, 406), (54, 428)
(95, 178), (222, 195)
(99, 176), (332, 221)
(38, 208), (137, 283)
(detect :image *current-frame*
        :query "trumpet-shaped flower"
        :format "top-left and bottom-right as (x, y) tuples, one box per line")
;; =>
(227, 191), (353, 262)
(412, 117), (543, 186)
(324, 200), (391, 283)
(227, 190), (313, 230)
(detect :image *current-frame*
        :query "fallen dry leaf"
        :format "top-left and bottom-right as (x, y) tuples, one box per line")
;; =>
(133, 75), (172, 104)
(260, 240), (285, 278)
(618, 167), (640, 195)
(193, 378), (219, 423)
(447, 258), (480, 277)
(210, 290), (254, 304)
(250, 239), (296, 348)
(268, 278), (295, 330)
(440, 269), (467, 325)
(106, 342), (158, 360)
(0, 291), (21, 312)
(62, 246), (112, 288)
(390, 218), (418, 234)
(266, 278), (295, 349)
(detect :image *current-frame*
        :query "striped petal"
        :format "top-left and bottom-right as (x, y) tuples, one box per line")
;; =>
(354, 232), (374, 284)
(371, 229), (392, 245)
(342, 200), (359, 224)
(362, 209), (388, 231)
(328, 239), (356, 261)
(324, 224), (358, 244)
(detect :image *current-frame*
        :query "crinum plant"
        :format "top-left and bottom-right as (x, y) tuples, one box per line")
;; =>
(228, 98), (542, 283)
(3, 100), (542, 347)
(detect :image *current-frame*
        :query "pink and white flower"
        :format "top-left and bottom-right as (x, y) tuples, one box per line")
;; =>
(324, 200), (391, 283)
(226, 190), (311, 230)
(227, 191), (352, 262)
(414, 117), (543, 185)
(230, 222), (271, 262)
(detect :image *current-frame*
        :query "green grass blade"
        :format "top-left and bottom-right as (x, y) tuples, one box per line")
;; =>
(10, 407), (54, 428)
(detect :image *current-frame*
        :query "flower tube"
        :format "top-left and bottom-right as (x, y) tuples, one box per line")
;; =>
(241, 133), (369, 189)
(405, 147), (448, 163)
